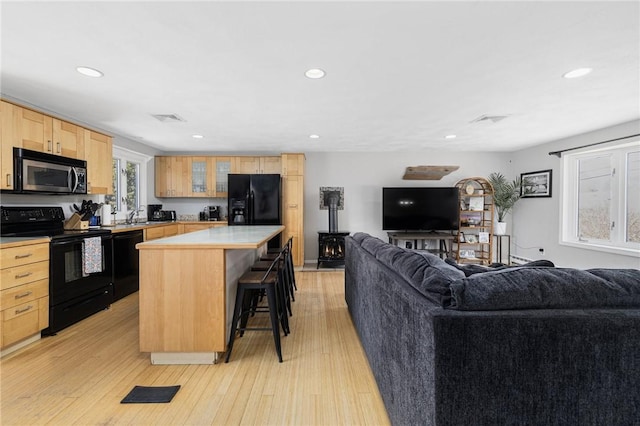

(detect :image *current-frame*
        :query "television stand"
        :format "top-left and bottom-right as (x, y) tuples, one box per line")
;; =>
(387, 231), (455, 259)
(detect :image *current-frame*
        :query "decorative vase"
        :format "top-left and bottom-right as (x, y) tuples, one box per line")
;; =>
(494, 221), (507, 235)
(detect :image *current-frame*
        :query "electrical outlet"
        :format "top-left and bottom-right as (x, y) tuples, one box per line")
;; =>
(538, 248), (545, 255)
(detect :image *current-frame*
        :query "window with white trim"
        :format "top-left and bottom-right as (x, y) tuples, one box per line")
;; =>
(105, 147), (150, 218)
(561, 141), (640, 256)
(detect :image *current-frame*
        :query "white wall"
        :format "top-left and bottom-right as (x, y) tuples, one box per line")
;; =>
(304, 151), (512, 261)
(510, 119), (640, 269)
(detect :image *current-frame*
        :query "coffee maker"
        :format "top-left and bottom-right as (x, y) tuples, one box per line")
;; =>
(208, 206), (220, 221)
(148, 204), (163, 221)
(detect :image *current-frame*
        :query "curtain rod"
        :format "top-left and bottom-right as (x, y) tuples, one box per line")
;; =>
(548, 134), (640, 157)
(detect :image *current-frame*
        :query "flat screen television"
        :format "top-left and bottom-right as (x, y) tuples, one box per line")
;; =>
(382, 187), (460, 231)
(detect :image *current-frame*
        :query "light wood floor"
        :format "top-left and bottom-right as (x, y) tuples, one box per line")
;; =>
(0, 270), (390, 425)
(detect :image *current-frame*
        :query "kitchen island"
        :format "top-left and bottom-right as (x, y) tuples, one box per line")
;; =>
(136, 225), (284, 364)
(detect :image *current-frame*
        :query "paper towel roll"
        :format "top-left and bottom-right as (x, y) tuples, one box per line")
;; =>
(101, 204), (113, 226)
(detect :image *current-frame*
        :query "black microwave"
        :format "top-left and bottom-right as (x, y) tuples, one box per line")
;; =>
(11, 147), (87, 194)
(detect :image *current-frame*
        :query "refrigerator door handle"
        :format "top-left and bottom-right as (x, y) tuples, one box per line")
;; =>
(249, 190), (255, 224)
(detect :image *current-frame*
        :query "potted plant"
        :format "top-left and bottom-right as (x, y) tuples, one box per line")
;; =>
(487, 172), (523, 235)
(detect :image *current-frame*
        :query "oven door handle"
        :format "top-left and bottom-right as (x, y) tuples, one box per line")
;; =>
(51, 237), (108, 247)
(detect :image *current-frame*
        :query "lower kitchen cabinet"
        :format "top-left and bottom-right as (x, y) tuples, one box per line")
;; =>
(180, 222), (227, 234)
(0, 240), (50, 350)
(144, 224), (180, 241)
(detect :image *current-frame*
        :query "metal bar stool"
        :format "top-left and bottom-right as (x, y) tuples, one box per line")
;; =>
(253, 245), (293, 317)
(261, 237), (297, 293)
(225, 252), (287, 363)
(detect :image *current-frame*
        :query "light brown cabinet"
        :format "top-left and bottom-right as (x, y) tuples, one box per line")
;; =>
(281, 154), (305, 267)
(144, 224), (180, 241)
(233, 156), (281, 174)
(0, 241), (50, 349)
(7, 103), (83, 158)
(281, 153), (305, 176)
(188, 156), (215, 197)
(214, 157), (232, 197)
(1, 101), (13, 190)
(84, 130), (113, 194)
(155, 156), (190, 198)
(180, 222), (227, 234)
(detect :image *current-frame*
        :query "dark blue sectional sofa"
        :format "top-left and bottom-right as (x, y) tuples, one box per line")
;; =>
(345, 232), (640, 426)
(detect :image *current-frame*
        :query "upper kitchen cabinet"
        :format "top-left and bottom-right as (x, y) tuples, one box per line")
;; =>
(188, 156), (234, 198)
(189, 156), (215, 197)
(155, 156), (190, 197)
(6, 102), (83, 159)
(233, 156), (281, 174)
(84, 130), (113, 194)
(1, 101), (13, 190)
(215, 157), (232, 197)
(51, 118), (84, 159)
(281, 153), (305, 176)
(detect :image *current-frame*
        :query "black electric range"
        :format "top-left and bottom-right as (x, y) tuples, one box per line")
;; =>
(1, 206), (113, 334)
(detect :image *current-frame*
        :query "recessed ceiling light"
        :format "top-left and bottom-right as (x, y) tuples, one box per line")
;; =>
(305, 68), (325, 79)
(76, 66), (103, 78)
(192, 134), (204, 139)
(562, 68), (592, 79)
(309, 134), (320, 139)
(445, 134), (457, 139)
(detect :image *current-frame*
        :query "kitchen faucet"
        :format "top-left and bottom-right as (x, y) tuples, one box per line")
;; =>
(126, 207), (145, 224)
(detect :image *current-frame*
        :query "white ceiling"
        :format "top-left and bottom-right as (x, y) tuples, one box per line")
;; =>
(1, 1), (638, 153)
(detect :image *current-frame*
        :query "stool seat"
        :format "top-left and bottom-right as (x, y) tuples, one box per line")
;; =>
(251, 260), (274, 271)
(239, 270), (277, 285)
(260, 252), (279, 261)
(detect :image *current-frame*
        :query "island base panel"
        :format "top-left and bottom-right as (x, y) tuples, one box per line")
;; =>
(139, 248), (226, 352)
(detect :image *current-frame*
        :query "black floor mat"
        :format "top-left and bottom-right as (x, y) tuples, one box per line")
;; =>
(120, 385), (181, 404)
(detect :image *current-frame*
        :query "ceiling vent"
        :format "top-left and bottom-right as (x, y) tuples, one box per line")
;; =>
(470, 114), (508, 124)
(151, 113), (186, 123)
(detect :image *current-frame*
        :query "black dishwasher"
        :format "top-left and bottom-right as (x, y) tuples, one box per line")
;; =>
(112, 230), (144, 301)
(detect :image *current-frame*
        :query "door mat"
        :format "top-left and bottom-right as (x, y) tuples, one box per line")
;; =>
(120, 385), (181, 404)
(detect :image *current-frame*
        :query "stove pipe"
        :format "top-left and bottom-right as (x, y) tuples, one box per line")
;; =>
(327, 193), (339, 233)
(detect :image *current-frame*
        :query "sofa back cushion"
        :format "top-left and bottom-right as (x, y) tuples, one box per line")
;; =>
(351, 232), (464, 303)
(447, 267), (640, 310)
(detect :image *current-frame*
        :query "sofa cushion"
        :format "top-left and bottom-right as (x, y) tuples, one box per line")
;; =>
(445, 258), (555, 277)
(447, 267), (640, 310)
(383, 248), (464, 303)
(351, 233), (464, 303)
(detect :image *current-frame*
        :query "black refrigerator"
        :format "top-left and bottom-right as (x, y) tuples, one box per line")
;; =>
(228, 174), (281, 226)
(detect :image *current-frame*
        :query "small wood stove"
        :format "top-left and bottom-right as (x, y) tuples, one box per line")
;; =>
(317, 189), (348, 268)
(317, 231), (350, 269)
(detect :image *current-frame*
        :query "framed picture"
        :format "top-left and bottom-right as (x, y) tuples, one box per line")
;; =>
(478, 232), (490, 243)
(521, 169), (552, 198)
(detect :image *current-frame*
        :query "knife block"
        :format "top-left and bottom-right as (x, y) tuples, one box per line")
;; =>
(64, 213), (89, 230)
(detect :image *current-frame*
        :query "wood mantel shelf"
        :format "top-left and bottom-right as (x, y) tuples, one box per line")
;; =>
(402, 165), (459, 180)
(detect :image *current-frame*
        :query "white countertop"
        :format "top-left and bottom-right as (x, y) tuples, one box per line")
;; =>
(136, 225), (284, 250)
(0, 236), (51, 248)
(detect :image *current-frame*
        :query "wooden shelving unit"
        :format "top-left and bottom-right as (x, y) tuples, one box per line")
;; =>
(453, 177), (494, 265)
